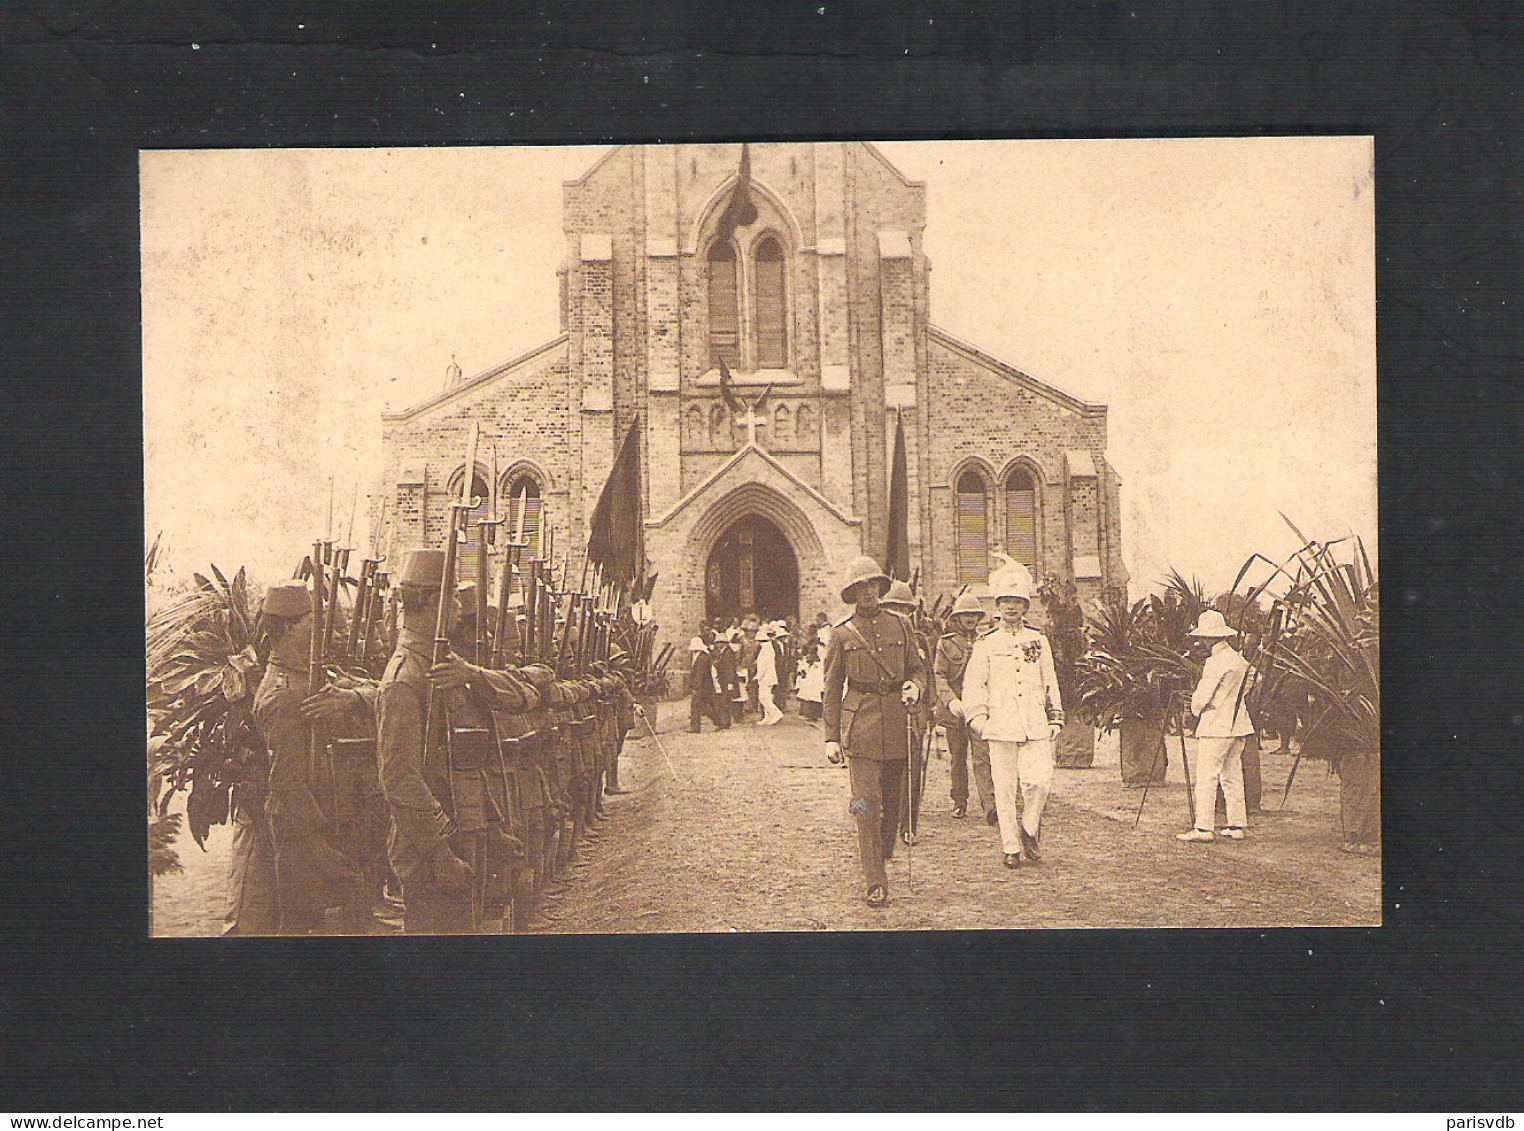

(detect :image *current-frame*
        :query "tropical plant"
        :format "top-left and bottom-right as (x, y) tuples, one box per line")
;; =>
(147, 564), (268, 869)
(1224, 520), (1379, 771)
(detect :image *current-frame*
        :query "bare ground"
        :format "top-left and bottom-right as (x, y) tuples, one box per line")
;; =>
(151, 704), (1381, 936)
(529, 704), (1381, 933)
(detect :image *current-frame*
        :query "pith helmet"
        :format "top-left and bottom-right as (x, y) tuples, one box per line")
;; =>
(263, 582), (312, 618)
(396, 548), (447, 588)
(840, 555), (891, 604)
(988, 557), (1034, 603)
(951, 592), (984, 619)
(1189, 609), (1237, 638)
(882, 580), (916, 609)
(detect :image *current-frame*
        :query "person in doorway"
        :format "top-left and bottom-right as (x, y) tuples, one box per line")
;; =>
(687, 628), (725, 733)
(961, 558), (1064, 869)
(739, 612), (762, 721)
(713, 628), (741, 726)
(755, 622), (785, 726)
(822, 556), (926, 908)
(795, 625), (824, 723)
(1176, 610), (1256, 843)
(936, 592), (998, 824)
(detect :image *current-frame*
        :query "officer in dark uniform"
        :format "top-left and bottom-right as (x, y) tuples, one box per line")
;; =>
(935, 592), (998, 825)
(375, 549), (529, 934)
(822, 556), (926, 908)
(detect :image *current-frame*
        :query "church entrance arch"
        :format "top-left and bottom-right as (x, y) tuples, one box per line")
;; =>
(704, 514), (799, 624)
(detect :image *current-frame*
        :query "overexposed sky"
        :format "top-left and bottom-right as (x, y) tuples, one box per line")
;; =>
(143, 138), (1375, 597)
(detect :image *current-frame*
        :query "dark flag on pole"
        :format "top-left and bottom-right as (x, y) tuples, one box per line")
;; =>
(886, 411), (911, 581)
(714, 143), (759, 246)
(587, 416), (644, 591)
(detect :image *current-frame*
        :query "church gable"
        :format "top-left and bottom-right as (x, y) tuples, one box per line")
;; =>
(926, 326), (1105, 487)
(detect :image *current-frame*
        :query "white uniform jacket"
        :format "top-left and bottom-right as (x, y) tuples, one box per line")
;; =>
(1190, 644), (1256, 737)
(961, 624), (1064, 743)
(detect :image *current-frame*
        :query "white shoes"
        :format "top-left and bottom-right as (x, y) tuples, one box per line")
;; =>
(1176, 828), (1215, 842)
(1218, 826), (1246, 840)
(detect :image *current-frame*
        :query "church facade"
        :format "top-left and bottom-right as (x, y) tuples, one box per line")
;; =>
(377, 142), (1126, 642)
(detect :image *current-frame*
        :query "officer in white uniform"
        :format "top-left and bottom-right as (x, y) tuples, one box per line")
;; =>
(960, 558), (1064, 868)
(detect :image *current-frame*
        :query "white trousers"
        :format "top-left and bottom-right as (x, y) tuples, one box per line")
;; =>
(1192, 736), (1247, 830)
(758, 679), (783, 724)
(988, 737), (1055, 855)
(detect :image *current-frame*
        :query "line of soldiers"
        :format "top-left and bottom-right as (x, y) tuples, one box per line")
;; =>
(228, 525), (647, 936)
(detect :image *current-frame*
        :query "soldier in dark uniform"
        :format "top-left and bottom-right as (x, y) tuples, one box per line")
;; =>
(935, 592), (998, 825)
(882, 580), (932, 845)
(375, 549), (530, 934)
(252, 582), (368, 935)
(822, 556), (927, 908)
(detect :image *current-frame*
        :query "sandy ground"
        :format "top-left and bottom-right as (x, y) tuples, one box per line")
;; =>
(151, 702), (1380, 936)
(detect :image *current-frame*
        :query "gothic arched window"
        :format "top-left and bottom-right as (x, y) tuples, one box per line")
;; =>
(754, 237), (787, 368)
(795, 403), (815, 446)
(955, 469), (991, 583)
(686, 404), (705, 446)
(709, 403), (729, 449)
(707, 241), (739, 368)
(1005, 467), (1039, 573)
(773, 403), (791, 447)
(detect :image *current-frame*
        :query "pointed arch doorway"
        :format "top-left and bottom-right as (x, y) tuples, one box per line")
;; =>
(704, 514), (799, 624)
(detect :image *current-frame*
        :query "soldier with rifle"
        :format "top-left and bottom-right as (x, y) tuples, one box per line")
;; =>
(253, 579), (368, 934)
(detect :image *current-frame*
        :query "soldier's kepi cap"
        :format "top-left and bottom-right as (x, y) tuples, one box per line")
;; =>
(396, 548), (447, 588)
(263, 582), (312, 618)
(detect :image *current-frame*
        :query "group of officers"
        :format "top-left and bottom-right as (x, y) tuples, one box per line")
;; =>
(820, 554), (1066, 908)
(233, 546), (638, 936)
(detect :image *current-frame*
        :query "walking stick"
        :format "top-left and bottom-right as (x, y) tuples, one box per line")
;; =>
(639, 708), (680, 782)
(1174, 696), (1197, 828)
(905, 714), (915, 893)
(1132, 725), (1164, 831)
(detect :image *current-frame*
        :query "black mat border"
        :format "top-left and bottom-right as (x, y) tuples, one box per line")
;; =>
(2, 2), (1521, 1112)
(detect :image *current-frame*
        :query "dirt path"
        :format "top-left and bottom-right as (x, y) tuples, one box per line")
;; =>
(151, 704), (1380, 935)
(530, 704), (1381, 933)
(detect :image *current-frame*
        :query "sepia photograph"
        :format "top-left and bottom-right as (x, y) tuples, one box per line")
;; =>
(144, 138), (1378, 936)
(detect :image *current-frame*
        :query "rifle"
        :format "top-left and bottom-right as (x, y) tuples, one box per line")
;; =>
(475, 512), (500, 667)
(492, 487), (528, 669)
(355, 560), (385, 670)
(346, 556), (376, 666)
(423, 422), (482, 824)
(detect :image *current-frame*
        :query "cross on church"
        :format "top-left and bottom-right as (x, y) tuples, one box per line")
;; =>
(737, 402), (768, 448)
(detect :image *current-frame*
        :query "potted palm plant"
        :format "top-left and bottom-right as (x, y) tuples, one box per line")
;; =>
(1236, 527), (1379, 848)
(147, 564), (268, 869)
(1037, 573), (1094, 768)
(1075, 576), (1208, 787)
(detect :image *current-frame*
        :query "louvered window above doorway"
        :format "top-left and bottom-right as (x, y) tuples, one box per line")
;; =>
(956, 471), (991, 583)
(707, 242), (739, 368)
(754, 237), (787, 368)
(1005, 468), (1038, 573)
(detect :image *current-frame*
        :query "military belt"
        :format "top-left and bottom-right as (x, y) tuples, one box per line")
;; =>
(848, 678), (901, 696)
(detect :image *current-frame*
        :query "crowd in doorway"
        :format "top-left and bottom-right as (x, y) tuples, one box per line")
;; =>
(687, 610), (832, 731)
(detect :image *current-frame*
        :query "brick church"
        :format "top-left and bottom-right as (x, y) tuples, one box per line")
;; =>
(376, 142), (1126, 643)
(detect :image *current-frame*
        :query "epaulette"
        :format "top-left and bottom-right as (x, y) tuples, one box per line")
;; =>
(977, 625), (1001, 639)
